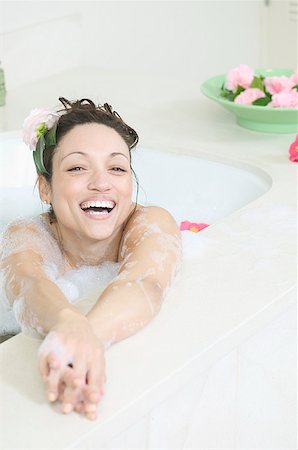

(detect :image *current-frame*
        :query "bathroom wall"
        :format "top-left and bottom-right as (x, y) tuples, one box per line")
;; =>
(0, 2), (83, 91)
(1, 0), (264, 92)
(263, 0), (298, 68)
(0, 0), (296, 132)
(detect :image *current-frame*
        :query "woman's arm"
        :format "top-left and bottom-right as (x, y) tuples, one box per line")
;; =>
(1, 207), (181, 418)
(2, 243), (81, 336)
(1, 224), (105, 419)
(87, 206), (182, 346)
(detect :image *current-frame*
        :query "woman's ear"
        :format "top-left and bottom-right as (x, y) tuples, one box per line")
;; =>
(38, 175), (52, 204)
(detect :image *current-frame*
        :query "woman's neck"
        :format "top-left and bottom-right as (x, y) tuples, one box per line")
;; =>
(47, 215), (123, 268)
(67, 235), (121, 268)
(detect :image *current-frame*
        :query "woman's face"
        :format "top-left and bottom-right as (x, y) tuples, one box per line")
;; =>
(40, 123), (133, 243)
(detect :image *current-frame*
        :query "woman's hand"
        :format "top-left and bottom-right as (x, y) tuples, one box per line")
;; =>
(38, 309), (106, 420)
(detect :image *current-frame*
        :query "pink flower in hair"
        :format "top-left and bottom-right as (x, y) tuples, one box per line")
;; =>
(289, 135), (298, 162)
(234, 88), (265, 105)
(268, 90), (298, 108)
(224, 64), (255, 93)
(23, 108), (59, 151)
(264, 76), (295, 95)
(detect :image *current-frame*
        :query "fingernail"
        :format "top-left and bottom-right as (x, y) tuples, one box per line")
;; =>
(62, 403), (73, 414)
(86, 412), (96, 421)
(48, 392), (56, 402)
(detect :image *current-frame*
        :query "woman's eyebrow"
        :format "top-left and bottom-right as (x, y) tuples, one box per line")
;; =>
(109, 152), (129, 160)
(61, 151), (87, 161)
(62, 151), (129, 161)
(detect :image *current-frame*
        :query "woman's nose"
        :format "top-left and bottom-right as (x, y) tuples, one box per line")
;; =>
(87, 170), (111, 191)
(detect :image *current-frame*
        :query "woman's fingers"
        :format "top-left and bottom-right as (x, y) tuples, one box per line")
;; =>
(43, 364), (106, 419)
(38, 353), (62, 402)
(59, 367), (82, 414)
(71, 356), (89, 389)
(38, 355), (49, 379)
(45, 366), (62, 402)
(86, 411), (97, 421)
(60, 386), (75, 414)
(71, 349), (104, 402)
(74, 401), (85, 413)
(81, 364), (105, 419)
(38, 352), (60, 380)
(38, 326), (106, 419)
(53, 365), (91, 416)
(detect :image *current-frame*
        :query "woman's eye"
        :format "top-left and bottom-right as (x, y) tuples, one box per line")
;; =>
(68, 166), (84, 172)
(111, 167), (126, 173)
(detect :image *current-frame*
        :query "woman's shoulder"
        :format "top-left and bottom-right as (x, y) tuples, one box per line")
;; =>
(127, 204), (179, 230)
(120, 205), (180, 253)
(118, 204), (182, 267)
(0, 214), (61, 263)
(2, 214), (49, 237)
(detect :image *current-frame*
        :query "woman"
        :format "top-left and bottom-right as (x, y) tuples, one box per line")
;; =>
(0, 98), (181, 420)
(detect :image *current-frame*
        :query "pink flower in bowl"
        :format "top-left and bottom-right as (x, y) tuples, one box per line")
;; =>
(290, 69), (298, 85)
(234, 88), (265, 105)
(264, 76), (295, 95)
(23, 108), (59, 151)
(268, 90), (298, 108)
(289, 135), (298, 162)
(224, 64), (254, 93)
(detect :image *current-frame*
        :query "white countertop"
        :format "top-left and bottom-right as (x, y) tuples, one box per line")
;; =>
(0, 67), (297, 449)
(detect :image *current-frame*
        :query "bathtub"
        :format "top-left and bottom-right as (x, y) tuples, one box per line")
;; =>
(0, 133), (271, 232)
(0, 131), (295, 449)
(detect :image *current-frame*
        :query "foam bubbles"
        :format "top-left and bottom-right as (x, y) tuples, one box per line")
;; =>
(55, 262), (120, 305)
(38, 331), (72, 366)
(12, 296), (45, 338)
(181, 232), (211, 259)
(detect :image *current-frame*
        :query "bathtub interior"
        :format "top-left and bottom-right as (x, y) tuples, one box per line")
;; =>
(131, 148), (271, 222)
(0, 137), (271, 236)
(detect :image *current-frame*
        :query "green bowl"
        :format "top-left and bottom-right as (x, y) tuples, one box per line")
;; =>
(201, 69), (298, 133)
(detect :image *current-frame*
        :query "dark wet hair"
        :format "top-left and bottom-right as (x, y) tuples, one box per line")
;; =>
(42, 97), (139, 182)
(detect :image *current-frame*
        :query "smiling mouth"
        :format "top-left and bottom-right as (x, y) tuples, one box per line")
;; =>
(80, 200), (116, 216)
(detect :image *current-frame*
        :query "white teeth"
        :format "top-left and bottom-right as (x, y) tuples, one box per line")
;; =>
(81, 200), (115, 209)
(85, 210), (109, 216)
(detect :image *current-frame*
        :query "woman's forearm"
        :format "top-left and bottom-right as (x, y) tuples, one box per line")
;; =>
(86, 279), (163, 348)
(3, 249), (85, 336)
(11, 276), (83, 336)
